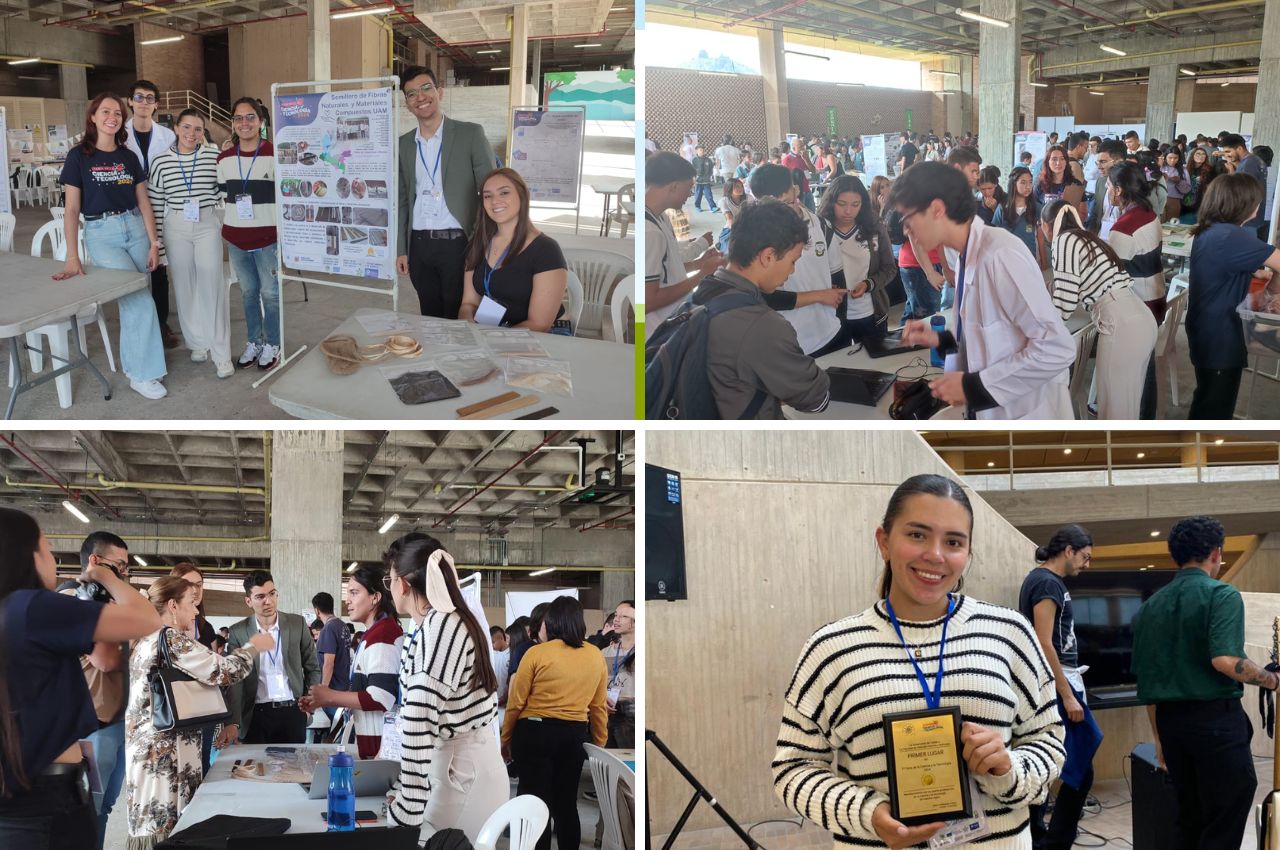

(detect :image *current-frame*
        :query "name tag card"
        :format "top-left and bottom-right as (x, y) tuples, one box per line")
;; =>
(236, 194), (254, 220)
(882, 706), (971, 826)
(184, 199), (200, 222)
(475, 295), (508, 327)
(420, 188), (444, 218)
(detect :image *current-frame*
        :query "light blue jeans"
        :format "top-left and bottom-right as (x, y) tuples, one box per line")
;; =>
(86, 719), (126, 850)
(228, 242), (281, 347)
(83, 210), (167, 382)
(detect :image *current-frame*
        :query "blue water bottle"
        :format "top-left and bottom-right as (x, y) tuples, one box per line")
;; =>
(327, 747), (355, 832)
(929, 314), (946, 368)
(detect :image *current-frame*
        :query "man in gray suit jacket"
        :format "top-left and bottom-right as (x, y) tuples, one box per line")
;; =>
(395, 66), (497, 319)
(216, 570), (321, 746)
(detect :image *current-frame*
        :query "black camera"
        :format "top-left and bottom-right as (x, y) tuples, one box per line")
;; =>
(75, 565), (121, 604)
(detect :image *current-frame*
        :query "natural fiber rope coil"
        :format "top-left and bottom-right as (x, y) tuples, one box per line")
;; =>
(319, 334), (424, 375)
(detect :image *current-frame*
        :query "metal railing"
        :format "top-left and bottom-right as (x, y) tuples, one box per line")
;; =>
(929, 432), (1280, 491)
(157, 90), (233, 135)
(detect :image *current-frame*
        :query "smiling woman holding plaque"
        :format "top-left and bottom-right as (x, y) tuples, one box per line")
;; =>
(772, 475), (1066, 849)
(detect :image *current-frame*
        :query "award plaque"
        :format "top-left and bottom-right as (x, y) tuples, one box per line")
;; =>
(882, 706), (972, 825)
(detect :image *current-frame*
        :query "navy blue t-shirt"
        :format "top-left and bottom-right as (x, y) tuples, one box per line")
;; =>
(60, 145), (147, 218)
(316, 617), (352, 691)
(0, 589), (103, 789)
(1018, 567), (1078, 669)
(1187, 222), (1275, 369)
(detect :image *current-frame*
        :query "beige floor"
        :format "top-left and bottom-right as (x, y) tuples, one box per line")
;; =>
(654, 754), (1276, 850)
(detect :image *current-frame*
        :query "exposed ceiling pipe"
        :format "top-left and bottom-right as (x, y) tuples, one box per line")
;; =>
(3, 475), (265, 495)
(726, 0), (813, 27)
(1081, 0), (1264, 31)
(425, 27), (613, 46)
(579, 508), (633, 532)
(1054, 65), (1259, 86)
(434, 432), (562, 526)
(0, 434), (121, 519)
(1039, 38), (1261, 71)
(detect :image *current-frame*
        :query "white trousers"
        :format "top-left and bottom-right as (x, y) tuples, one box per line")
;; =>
(419, 723), (509, 844)
(1094, 286), (1158, 420)
(164, 208), (230, 364)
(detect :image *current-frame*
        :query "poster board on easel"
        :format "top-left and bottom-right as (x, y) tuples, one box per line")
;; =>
(508, 105), (585, 232)
(0, 107), (11, 216)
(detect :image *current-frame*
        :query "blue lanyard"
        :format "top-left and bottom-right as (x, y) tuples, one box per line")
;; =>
(417, 139), (442, 191)
(238, 141), (261, 196)
(610, 645), (633, 684)
(260, 624), (282, 670)
(884, 594), (956, 710)
(177, 147), (198, 198)
(483, 243), (511, 298)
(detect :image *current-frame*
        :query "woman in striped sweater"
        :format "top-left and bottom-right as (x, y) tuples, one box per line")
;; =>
(385, 536), (505, 842)
(774, 474), (1065, 850)
(300, 565), (403, 759)
(148, 109), (230, 378)
(1040, 200), (1157, 420)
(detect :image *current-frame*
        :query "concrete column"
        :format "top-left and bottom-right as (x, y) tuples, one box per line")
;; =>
(306, 0), (331, 86)
(1145, 61), (1178, 144)
(601, 570), (635, 609)
(269, 431), (344, 624)
(960, 57), (975, 135)
(508, 3), (530, 160)
(977, 0), (1021, 173)
(1255, 0), (1280, 150)
(58, 65), (88, 131)
(758, 22), (789, 149)
(530, 39), (543, 97)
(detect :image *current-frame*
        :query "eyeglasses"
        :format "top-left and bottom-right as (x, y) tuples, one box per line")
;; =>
(251, 589), (279, 603)
(404, 83), (436, 101)
(382, 574), (396, 591)
(93, 554), (129, 573)
(131, 94), (157, 104)
(231, 114), (259, 124)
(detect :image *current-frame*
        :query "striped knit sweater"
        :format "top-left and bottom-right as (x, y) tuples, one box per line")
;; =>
(1107, 206), (1166, 302)
(147, 145), (222, 264)
(774, 596), (1065, 849)
(389, 608), (498, 828)
(215, 141), (276, 251)
(1048, 231), (1134, 319)
(348, 614), (404, 760)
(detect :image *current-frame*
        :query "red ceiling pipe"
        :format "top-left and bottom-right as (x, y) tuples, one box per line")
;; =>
(429, 27), (613, 46)
(0, 434), (122, 519)
(433, 432), (563, 527)
(579, 508), (633, 533)
(727, 0), (814, 27)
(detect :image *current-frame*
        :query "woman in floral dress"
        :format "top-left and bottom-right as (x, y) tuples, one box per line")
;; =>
(123, 576), (274, 848)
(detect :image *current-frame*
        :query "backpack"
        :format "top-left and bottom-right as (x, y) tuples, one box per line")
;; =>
(644, 288), (767, 420)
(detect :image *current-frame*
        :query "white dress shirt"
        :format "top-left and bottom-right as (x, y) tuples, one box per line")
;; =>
(254, 619), (293, 703)
(777, 207), (841, 355)
(412, 123), (464, 232)
(942, 217), (1076, 420)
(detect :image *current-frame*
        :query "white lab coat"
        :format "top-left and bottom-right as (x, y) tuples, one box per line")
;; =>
(124, 118), (177, 174)
(943, 217), (1076, 420)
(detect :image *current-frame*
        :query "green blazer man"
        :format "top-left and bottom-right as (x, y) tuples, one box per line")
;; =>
(395, 65), (497, 320)
(216, 570), (321, 746)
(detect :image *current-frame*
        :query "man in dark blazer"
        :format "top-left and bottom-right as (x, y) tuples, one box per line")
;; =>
(216, 570), (321, 745)
(395, 65), (497, 319)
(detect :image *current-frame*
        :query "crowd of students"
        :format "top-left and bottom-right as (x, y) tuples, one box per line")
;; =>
(35, 70), (572, 402)
(645, 124), (1280, 420)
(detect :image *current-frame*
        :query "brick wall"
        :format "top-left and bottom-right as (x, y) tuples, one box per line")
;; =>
(135, 21), (205, 100)
(645, 67), (769, 153)
(787, 78), (937, 140)
(1032, 79), (1257, 128)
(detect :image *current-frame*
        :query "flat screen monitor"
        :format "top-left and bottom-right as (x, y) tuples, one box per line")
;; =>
(645, 464), (687, 601)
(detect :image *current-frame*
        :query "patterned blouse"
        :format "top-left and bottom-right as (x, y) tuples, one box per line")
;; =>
(124, 628), (258, 845)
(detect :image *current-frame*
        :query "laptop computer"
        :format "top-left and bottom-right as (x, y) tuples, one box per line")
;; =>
(229, 827), (420, 849)
(863, 328), (929, 359)
(825, 367), (896, 406)
(303, 760), (401, 799)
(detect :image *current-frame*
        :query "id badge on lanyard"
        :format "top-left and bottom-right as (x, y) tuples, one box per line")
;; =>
(183, 199), (200, 222)
(236, 194), (254, 220)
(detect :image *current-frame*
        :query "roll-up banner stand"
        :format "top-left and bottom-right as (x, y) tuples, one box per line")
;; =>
(260, 76), (399, 389)
(0, 107), (10, 216)
(508, 105), (586, 233)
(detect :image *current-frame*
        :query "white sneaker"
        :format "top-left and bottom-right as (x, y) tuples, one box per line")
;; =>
(215, 360), (234, 379)
(130, 379), (167, 400)
(257, 343), (280, 370)
(238, 342), (262, 368)
(190, 349), (209, 362)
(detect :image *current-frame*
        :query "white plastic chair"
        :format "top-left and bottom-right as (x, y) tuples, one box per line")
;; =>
(563, 269), (585, 336)
(584, 744), (635, 850)
(49, 206), (66, 220)
(564, 248), (631, 338)
(14, 166), (37, 208)
(605, 182), (635, 238)
(38, 167), (62, 206)
(609, 274), (635, 344)
(1154, 287), (1188, 418)
(473, 795), (549, 850)
(11, 222), (114, 407)
(1067, 323), (1097, 419)
(0, 212), (15, 253)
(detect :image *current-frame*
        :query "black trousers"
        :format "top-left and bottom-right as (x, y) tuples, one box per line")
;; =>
(0, 764), (97, 850)
(151, 264), (170, 326)
(607, 704), (635, 749)
(1030, 770), (1092, 850)
(1189, 367), (1244, 419)
(512, 717), (589, 850)
(1155, 699), (1256, 850)
(408, 230), (468, 319)
(244, 702), (307, 744)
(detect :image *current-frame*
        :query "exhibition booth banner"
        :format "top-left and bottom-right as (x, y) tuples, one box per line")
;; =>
(1014, 131), (1049, 171)
(273, 87), (397, 280)
(510, 108), (585, 204)
(0, 107), (10, 216)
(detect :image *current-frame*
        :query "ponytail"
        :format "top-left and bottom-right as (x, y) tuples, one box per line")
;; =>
(1035, 524), (1093, 563)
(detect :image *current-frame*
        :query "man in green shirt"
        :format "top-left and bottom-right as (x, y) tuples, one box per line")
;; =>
(1132, 515), (1277, 850)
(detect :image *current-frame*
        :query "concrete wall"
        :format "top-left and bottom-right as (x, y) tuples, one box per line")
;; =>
(0, 17), (125, 70)
(135, 22), (205, 99)
(394, 84), (535, 162)
(1034, 81), (1257, 127)
(228, 17), (387, 108)
(646, 430), (1037, 834)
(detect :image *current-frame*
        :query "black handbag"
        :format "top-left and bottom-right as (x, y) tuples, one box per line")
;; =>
(149, 626), (232, 732)
(889, 378), (949, 420)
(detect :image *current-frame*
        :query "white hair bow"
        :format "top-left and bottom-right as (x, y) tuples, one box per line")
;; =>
(1052, 202), (1084, 243)
(424, 548), (459, 613)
